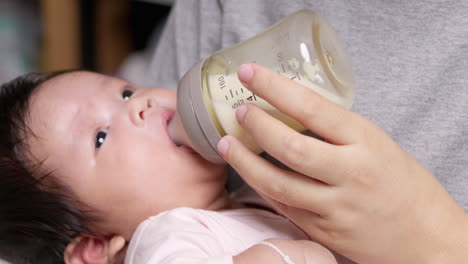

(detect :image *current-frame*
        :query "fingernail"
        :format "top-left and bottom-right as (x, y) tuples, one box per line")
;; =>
(238, 63), (254, 83)
(236, 104), (248, 122)
(217, 137), (230, 157)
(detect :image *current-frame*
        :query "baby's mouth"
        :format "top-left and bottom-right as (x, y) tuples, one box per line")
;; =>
(160, 110), (176, 145)
(167, 112), (183, 145)
(166, 111), (195, 152)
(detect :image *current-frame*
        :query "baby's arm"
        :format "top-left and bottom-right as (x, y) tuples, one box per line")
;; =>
(125, 209), (337, 264)
(233, 239), (337, 264)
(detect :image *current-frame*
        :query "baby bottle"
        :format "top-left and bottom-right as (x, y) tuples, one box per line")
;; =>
(168, 9), (355, 163)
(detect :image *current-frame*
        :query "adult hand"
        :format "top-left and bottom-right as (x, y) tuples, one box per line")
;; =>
(216, 63), (468, 264)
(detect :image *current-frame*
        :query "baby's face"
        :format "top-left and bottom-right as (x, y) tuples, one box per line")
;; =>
(26, 72), (226, 238)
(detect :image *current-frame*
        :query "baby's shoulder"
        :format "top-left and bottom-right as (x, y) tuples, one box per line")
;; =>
(141, 207), (213, 230)
(125, 207), (227, 263)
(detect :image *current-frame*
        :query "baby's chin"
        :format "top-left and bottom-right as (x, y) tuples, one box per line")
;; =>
(190, 153), (228, 179)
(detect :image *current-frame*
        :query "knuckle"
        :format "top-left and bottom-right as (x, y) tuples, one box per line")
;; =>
(300, 100), (319, 121)
(317, 218), (348, 250)
(281, 133), (309, 167)
(342, 147), (378, 189)
(268, 179), (292, 204)
(298, 98), (327, 129)
(358, 125), (378, 145)
(347, 166), (375, 188)
(357, 120), (387, 145)
(317, 223), (341, 244)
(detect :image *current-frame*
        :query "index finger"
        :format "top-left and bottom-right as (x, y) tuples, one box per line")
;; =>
(237, 63), (366, 145)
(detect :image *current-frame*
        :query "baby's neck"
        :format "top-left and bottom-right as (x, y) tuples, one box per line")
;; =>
(205, 189), (245, 211)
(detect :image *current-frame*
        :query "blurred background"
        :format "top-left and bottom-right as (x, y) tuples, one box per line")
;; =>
(0, 0), (173, 84)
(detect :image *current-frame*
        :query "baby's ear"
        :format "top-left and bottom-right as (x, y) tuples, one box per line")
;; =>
(64, 235), (126, 264)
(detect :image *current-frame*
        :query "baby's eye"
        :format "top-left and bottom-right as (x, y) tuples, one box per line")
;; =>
(122, 89), (134, 101)
(95, 131), (107, 149)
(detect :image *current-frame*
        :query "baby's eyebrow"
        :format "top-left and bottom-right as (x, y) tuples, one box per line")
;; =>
(120, 84), (134, 93)
(98, 75), (132, 92)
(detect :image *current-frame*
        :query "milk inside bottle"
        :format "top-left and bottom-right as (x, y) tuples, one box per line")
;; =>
(168, 9), (355, 163)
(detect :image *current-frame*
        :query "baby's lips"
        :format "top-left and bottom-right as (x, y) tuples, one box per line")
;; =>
(167, 111), (193, 148)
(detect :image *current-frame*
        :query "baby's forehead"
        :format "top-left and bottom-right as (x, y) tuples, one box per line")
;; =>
(25, 72), (111, 159)
(27, 72), (106, 131)
(31, 72), (128, 107)
(36, 71), (105, 96)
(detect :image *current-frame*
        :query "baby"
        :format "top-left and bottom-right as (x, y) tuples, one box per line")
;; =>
(0, 71), (337, 264)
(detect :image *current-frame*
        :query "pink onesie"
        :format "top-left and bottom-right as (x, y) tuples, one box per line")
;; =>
(124, 187), (308, 264)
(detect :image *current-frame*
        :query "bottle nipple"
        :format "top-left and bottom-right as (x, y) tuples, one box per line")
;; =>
(167, 111), (193, 149)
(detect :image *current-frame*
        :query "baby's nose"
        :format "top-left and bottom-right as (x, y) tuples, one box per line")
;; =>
(129, 96), (155, 127)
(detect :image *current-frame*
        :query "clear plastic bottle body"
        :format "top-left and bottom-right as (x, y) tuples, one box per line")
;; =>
(200, 10), (355, 153)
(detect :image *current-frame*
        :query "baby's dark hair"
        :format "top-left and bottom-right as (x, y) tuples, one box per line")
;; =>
(0, 72), (97, 264)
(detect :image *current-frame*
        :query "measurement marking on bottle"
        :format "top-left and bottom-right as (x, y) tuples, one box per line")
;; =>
(230, 89), (234, 98)
(296, 71), (301, 80)
(281, 63), (286, 72)
(241, 88), (244, 93)
(231, 99), (245, 109)
(218, 76), (226, 90)
(291, 76), (297, 80)
(247, 93), (257, 102)
(225, 95), (229, 101)
(235, 90), (238, 96)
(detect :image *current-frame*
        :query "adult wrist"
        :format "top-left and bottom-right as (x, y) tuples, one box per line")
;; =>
(425, 210), (468, 264)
